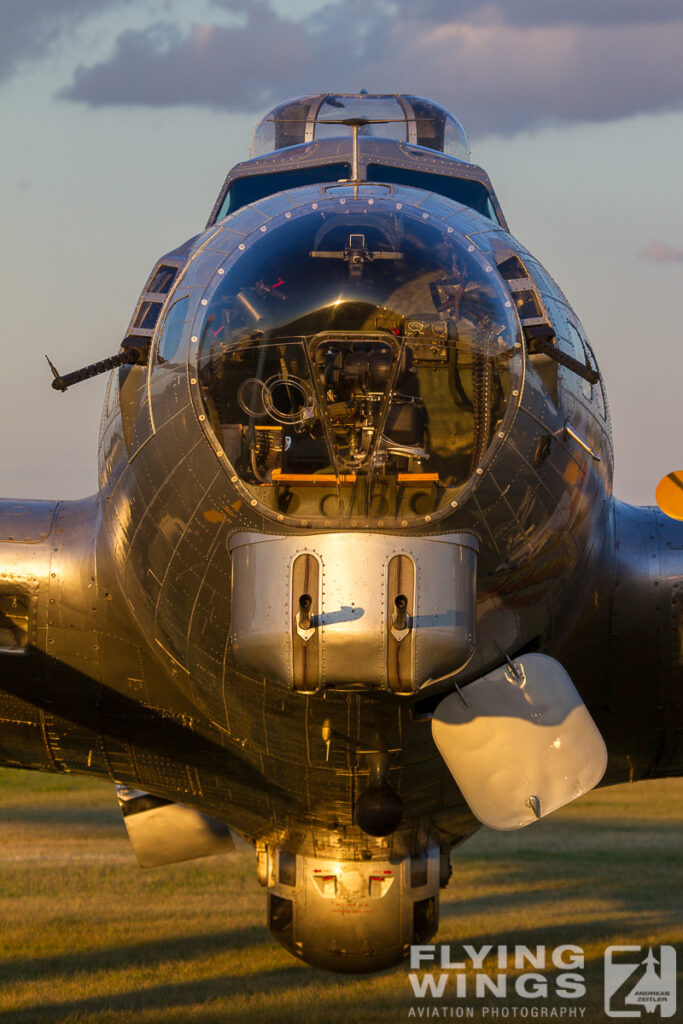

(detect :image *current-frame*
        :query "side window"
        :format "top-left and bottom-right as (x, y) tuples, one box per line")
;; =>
(496, 254), (528, 281)
(133, 301), (164, 331)
(494, 252), (545, 326)
(148, 264), (178, 294)
(157, 297), (189, 365)
(567, 322), (588, 368)
(495, 247), (601, 405)
(580, 335), (607, 418)
(494, 251), (558, 403)
(105, 369), (120, 416)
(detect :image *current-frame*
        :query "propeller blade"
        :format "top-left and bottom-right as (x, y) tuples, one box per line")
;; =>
(656, 471), (683, 520)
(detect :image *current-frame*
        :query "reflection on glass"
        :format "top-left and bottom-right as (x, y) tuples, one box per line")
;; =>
(366, 164), (497, 222)
(404, 95), (470, 160)
(250, 94), (471, 162)
(158, 297), (189, 364)
(148, 265), (178, 294)
(197, 207), (520, 524)
(217, 164), (351, 220)
(133, 301), (163, 330)
(315, 96), (408, 143)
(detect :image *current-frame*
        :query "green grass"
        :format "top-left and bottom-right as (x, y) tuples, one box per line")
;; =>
(0, 770), (681, 1023)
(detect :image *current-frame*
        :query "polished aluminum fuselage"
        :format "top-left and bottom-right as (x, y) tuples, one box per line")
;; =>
(1, 137), (681, 866)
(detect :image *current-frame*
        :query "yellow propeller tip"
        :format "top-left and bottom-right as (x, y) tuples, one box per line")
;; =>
(656, 471), (683, 521)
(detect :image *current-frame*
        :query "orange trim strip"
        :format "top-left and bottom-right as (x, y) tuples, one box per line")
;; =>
(271, 470), (358, 485)
(397, 473), (440, 484)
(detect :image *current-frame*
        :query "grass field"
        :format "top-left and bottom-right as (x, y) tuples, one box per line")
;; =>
(0, 769), (681, 1024)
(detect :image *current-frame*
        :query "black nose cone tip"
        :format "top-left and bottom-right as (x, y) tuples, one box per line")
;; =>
(355, 781), (403, 837)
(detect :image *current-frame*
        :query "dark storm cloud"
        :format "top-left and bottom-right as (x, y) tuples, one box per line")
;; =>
(50, 0), (683, 135)
(0, 0), (130, 83)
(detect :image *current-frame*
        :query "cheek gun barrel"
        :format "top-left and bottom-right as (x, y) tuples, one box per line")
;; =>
(46, 339), (149, 393)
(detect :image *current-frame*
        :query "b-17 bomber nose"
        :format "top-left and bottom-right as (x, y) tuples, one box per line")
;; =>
(155, 187), (528, 694)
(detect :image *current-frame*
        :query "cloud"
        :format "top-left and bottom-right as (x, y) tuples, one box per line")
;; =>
(0, 0), (670, 138)
(640, 241), (683, 262)
(385, 17), (683, 134)
(0, 0), (131, 84)
(409, 0), (683, 30)
(61, 11), (315, 112)
(59, 1), (683, 137)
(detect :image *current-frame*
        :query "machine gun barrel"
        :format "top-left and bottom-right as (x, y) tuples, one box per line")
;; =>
(46, 344), (146, 393)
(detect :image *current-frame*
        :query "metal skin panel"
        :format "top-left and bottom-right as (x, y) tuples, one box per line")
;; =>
(387, 553), (416, 693)
(265, 844), (441, 973)
(229, 532), (478, 692)
(432, 654), (607, 830)
(0, 501), (57, 544)
(291, 551), (321, 691)
(0, 95), (682, 973)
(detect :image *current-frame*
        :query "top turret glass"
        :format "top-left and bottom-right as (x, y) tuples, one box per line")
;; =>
(250, 93), (471, 162)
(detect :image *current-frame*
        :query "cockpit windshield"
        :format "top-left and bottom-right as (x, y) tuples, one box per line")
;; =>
(196, 205), (521, 525)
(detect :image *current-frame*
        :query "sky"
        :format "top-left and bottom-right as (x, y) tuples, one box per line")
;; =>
(1, 0), (682, 505)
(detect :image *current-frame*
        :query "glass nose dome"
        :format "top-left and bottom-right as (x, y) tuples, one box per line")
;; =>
(196, 202), (521, 526)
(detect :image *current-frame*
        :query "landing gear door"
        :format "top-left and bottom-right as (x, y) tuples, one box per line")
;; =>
(432, 653), (607, 830)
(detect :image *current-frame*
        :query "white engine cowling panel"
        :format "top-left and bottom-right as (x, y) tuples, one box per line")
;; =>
(116, 787), (236, 867)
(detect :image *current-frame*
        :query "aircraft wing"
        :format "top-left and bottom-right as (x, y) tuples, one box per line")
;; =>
(0, 497), (63, 773)
(0, 497), (274, 839)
